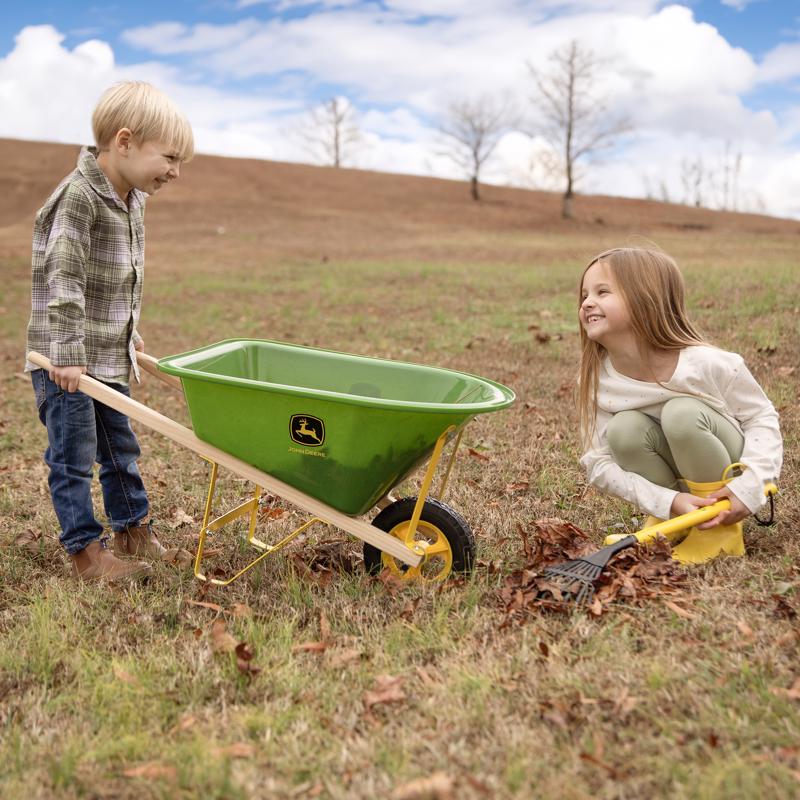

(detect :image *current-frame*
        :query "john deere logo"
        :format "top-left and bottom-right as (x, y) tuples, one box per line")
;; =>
(290, 415), (325, 447)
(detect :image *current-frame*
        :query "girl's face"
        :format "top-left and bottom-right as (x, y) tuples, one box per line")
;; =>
(579, 260), (632, 348)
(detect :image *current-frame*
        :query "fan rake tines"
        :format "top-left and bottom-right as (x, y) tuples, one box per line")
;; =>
(537, 534), (640, 605)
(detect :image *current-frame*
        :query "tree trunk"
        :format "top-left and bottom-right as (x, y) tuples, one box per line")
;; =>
(470, 175), (480, 201)
(562, 192), (573, 219)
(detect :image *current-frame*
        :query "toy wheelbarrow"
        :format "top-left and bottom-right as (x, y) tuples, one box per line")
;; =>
(29, 339), (514, 586)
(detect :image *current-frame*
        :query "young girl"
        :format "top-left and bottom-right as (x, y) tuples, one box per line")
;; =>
(577, 247), (782, 563)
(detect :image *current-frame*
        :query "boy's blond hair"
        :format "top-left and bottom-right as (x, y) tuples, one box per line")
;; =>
(577, 247), (707, 448)
(92, 81), (194, 161)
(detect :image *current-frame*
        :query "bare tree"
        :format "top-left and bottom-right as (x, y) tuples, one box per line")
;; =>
(716, 141), (743, 211)
(299, 97), (361, 168)
(680, 156), (705, 208)
(680, 144), (743, 211)
(438, 97), (516, 201)
(529, 40), (631, 219)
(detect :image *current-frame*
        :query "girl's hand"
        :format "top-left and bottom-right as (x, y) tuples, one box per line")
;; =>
(49, 365), (86, 393)
(695, 487), (749, 529)
(670, 492), (716, 518)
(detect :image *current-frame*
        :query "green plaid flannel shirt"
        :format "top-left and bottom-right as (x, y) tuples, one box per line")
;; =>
(25, 146), (146, 385)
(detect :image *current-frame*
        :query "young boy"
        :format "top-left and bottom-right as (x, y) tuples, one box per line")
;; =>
(25, 81), (194, 581)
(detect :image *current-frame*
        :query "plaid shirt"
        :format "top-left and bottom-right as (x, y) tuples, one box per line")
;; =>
(25, 146), (145, 384)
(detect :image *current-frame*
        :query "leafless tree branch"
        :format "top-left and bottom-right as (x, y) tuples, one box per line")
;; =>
(298, 97), (362, 168)
(528, 40), (632, 218)
(438, 96), (518, 200)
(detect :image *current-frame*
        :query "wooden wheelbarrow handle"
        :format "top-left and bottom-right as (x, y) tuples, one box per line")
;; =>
(136, 351), (183, 392)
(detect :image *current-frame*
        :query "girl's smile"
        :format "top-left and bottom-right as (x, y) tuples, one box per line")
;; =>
(579, 260), (632, 348)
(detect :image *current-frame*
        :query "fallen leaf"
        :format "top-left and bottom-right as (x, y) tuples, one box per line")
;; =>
(210, 619), (237, 653)
(168, 714), (198, 735)
(187, 599), (223, 613)
(770, 677), (800, 701)
(14, 529), (42, 550)
(213, 742), (256, 759)
(169, 508), (195, 529)
(319, 611), (331, 642)
(579, 751), (618, 778)
(292, 641), (329, 654)
(773, 594), (798, 619)
(230, 602), (252, 618)
(467, 447), (490, 462)
(234, 641), (261, 676)
(122, 761), (178, 780)
(364, 674), (406, 710)
(464, 774), (492, 795)
(113, 665), (141, 687)
(391, 771), (454, 800)
(736, 620), (755, 639)
(664, 600), (696, 620)
(414, 665), (437, 687)
(777, 630), (800, 647)
(612, 686), (639, 718)
(328, 648), (363, 667)
(538, 641), (550, 658)
(504, 481), (529, 494)
(400, 597), (421, 621)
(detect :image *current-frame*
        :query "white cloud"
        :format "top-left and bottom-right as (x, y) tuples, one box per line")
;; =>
(1, 5), (799, 218)
(122, 19), (261, 55)
(0, 26), (115, 143)
(758, 41), (800, 83)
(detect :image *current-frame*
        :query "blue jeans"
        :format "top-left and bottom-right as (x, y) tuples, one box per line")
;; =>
(31, 369), (149, 554)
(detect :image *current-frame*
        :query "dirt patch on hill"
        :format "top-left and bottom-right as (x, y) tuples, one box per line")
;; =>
(1, 137), (797, 265)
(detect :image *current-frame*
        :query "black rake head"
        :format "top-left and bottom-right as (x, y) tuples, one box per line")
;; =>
(538, 534), (639, 605)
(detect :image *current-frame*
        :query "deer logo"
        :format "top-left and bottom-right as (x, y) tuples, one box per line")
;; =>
(290, 414), (325, 447)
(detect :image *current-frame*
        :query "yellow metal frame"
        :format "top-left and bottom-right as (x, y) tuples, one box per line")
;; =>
(194, 458), (324, 586)
(192, 426), (463, 586)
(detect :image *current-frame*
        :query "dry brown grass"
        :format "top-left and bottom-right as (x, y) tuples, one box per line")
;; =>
(1, 139), (799, 799)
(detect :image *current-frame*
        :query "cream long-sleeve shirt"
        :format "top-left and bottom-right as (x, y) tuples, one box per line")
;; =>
(580, 345), (782, 520)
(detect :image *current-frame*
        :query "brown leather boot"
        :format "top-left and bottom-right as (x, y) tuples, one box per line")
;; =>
(70, 540), (152, 582)
(114, 522), (192, 566)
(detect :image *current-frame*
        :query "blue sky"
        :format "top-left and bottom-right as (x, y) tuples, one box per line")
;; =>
(1, 1), (799, 216)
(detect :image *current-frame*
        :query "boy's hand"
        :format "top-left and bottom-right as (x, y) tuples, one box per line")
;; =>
(670, 492), (715, 518)
(134, 338), (145, 352)
(696, 487), (749, 529)
(50, 365), (86, 393)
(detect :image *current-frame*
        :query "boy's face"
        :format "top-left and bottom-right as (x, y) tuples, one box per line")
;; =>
(121, 139), (182, 195)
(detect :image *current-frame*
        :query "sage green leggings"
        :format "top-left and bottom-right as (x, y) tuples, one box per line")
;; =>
(605, 397), (744, 490)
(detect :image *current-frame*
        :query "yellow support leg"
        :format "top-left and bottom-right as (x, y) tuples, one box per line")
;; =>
(194, 459), (324, 586)
(406, 426), (456, 543)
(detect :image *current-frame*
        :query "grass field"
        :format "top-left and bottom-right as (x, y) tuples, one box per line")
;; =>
(1, 141), (799, 799)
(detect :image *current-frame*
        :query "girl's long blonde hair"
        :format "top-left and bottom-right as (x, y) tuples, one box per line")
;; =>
(577, 247), (707, 449)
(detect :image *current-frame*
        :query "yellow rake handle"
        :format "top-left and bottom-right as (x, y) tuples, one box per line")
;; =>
(604, 483), (778, 546)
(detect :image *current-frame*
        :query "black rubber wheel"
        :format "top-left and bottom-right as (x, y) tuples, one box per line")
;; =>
(364, 497), (475, 582)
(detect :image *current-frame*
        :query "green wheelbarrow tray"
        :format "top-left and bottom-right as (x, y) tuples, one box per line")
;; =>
(157, 338), (516, 516)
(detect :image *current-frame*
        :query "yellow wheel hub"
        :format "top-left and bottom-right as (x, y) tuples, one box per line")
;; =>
(381, 519), (453, 582)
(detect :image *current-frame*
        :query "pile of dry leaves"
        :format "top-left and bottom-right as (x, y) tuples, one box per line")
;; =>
(498, 518), (688, 622)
